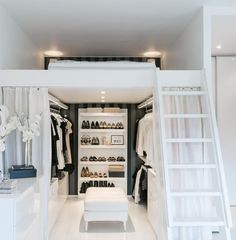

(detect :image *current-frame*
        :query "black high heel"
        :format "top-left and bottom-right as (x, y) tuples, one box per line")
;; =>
(95, 121), (100, 129)
(91, 121), (95, 129)
(86, 120), (90, 129)
(82, 120), (86, 129)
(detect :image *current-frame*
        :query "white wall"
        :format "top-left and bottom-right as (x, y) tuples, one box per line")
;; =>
(164, 9), (204, 70)
(0, 5), (43, 69)
(216, 56), (236, 205)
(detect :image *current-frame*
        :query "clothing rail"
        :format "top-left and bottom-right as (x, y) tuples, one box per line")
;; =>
(137, 97), (153, 109)
(48, 94), (68, 110)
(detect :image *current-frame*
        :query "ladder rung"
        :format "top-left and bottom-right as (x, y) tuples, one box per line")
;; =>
(166, 138), (213, 143)
(161, 91), (205, 96)
(170, 191), (221, 197)
(168, 164), (217, 169)
(164, 114), (208, 119)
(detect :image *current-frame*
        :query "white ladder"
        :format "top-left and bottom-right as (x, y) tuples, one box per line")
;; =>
(156, 70), (232, 240)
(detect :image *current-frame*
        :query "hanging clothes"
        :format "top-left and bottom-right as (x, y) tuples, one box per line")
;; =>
(50, 112), (73, 177)
(136, 113), (154, 166)
(132, 165), (150, 204)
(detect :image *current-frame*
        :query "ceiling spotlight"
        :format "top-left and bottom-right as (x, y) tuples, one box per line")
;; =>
(101, 99), (105, 103)
(101, 91), (106, 94)
(143, 51), (161, 58)
(44, 50), (63, 57)
(216, 45), (222, 50)
(101, 96), (105, 99)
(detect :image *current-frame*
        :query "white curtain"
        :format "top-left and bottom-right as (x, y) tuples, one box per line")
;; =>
(1, 87), (51, 240)
(164, 94), (214, 239)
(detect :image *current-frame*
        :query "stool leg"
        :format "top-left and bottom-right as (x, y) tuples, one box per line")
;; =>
(85, 221), (88, 232)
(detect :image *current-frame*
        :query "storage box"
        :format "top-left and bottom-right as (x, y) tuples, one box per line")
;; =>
(9, 165), (37, 179)
(108, 165), (124, 178)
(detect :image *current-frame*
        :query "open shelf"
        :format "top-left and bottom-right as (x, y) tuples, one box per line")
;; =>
(78, 108), (128, 195)
(80, 129), (125, 133)
(80, 113), (126, 117)
(79, 161), (127, 165)
(80, 145), (126, 149)
(79, 177), (126, 181)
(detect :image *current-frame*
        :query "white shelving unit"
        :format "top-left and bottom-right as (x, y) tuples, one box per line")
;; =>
(78, 108), (128, 196)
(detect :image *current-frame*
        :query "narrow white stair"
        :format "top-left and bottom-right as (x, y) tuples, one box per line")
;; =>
(156, 69), (232, 240)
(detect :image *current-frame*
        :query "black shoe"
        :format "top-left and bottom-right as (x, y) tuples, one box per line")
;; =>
(95, 121), (99, 129)
(111, 183), (115, 187)
(99, 181), (103, 187)
(89, 181), (93, 187)
(82, 121), (86, 129)
(80, 182), (86, 193)
(108, 183), (111, 187)
(95, 137), (100, 145)
(86, 121), (90, 129)
(104, 181), (108, 187)
(92, 137), (96, 145)
(85, 182), (90, 192)
(91, 121), (95, 129)
(94, 181), (98, 187)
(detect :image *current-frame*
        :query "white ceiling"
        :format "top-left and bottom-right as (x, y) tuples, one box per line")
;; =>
(212, 16), (236, 56)
(0, 0), (227, 57)
(49, 87), (152, 104)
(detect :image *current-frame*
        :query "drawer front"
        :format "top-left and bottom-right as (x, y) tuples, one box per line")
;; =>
(15, 187), (35, 226)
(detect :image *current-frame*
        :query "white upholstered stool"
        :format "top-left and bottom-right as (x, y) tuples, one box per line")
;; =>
(84, 187), (128, 231)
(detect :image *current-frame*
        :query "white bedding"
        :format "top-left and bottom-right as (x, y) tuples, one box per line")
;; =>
(48, 60), (156, 70)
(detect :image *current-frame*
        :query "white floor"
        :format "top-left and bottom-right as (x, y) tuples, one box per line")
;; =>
(50, 197), (236, 240)
(49, 197), (156, 240)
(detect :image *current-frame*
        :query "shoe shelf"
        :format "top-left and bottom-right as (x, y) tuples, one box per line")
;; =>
(79, 161), (127, 165)
(78, 108), (128, 196)
(79, 113), (126, 117)
(80, 129), (125, 133)
(79, 177), (126, 181)
(80, 145), (126, 149)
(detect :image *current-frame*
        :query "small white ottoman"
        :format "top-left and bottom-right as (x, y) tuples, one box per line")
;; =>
(84, 187), (128, 231)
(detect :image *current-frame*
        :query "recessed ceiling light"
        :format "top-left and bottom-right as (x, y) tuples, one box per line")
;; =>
(216, 45), (222, 50)
(101, 96), (105, 99)
(143, 51), (161, 58)
(101, 100), (105, 103)
(44, 50), (63, 57)
(101, 91), (106, 94)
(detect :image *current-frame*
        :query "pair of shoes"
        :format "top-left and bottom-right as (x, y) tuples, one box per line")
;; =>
(80, 156), (88, 161)
(81, 135), (91, 145)
(115, 122), (124, 129)
(89, 156), (97, 161)
(107, 182), (115, 187)
(81, 167), (90, 178)
(82, 120), (90, 129)
(107, 157), (116, 162)
(92, 137), (99, 145)
(117, 156), (125, 162)
(91, 121), (99, 129)
(81, 167), (86, 177)
(99, 121), (109, 129)
(98, 157), (106, 162)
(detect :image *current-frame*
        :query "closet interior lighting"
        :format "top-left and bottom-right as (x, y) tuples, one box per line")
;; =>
(137, 97), (153, 109)
(48, 94), (68, 110)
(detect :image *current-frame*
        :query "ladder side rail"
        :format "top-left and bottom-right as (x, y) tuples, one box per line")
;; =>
(201, 70), (232, 228)
(156, 69), (174, 230)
